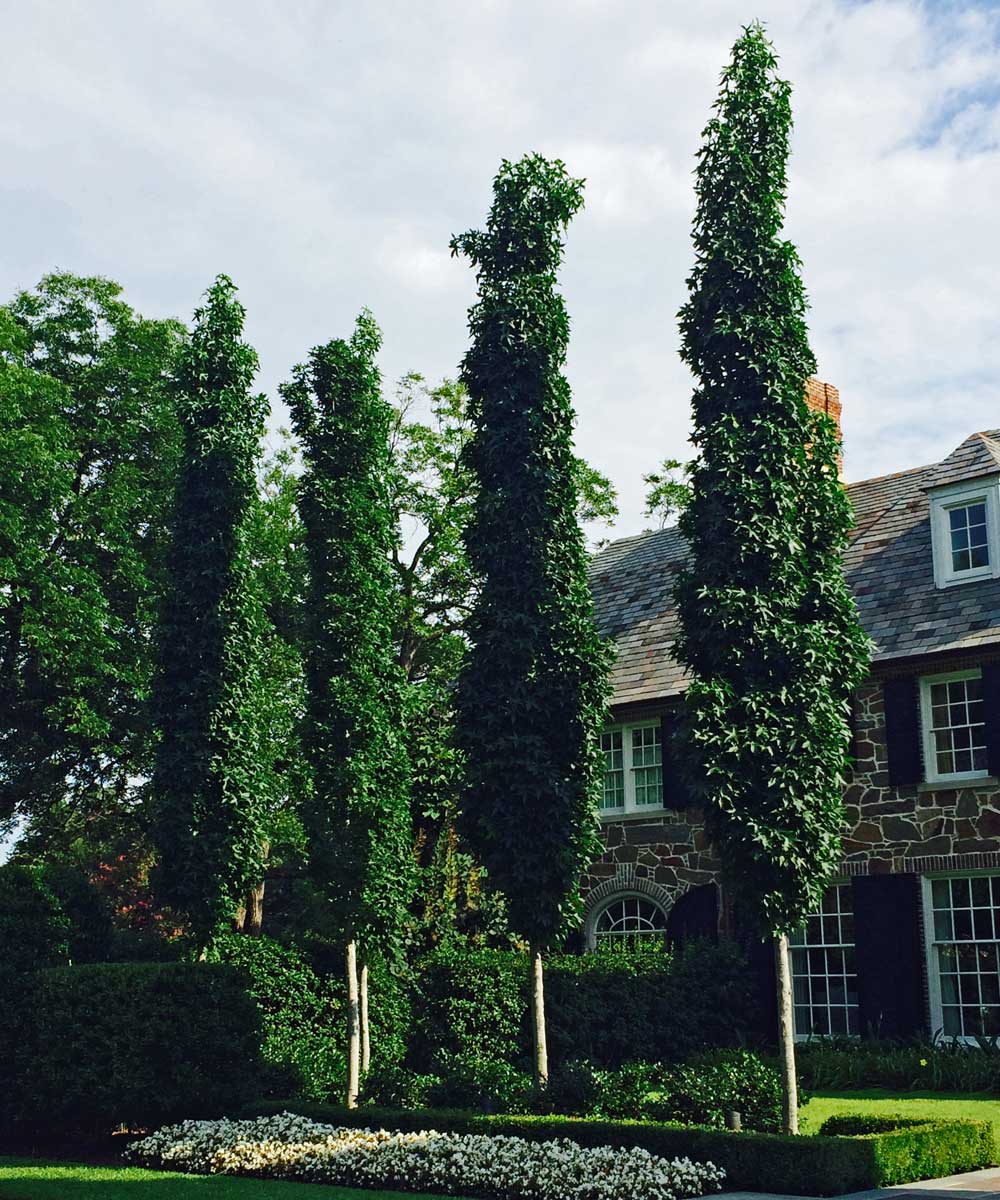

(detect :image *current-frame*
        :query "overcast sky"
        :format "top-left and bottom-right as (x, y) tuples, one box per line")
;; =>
(3, 0), (999, 539)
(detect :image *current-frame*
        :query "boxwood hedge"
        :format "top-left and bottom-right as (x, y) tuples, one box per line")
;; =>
(241, 1101), (996, 1196)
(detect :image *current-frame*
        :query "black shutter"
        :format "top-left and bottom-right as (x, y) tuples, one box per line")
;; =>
(982, 664), (1000, 778)
(851, 873), (925, 1039)
(882, 676), (921, 787)
(667, 883), (719, 948)
(660, 708), (695, 808)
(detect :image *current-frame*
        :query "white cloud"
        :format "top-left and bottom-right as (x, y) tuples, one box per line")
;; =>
(2, 0), (1000, 534)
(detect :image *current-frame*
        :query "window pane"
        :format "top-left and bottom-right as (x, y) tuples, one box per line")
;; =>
(927, 675), (987, 779)
(594, 895), (667, 950)
(930, 873), (1000, 1039)
(789, 885), (858, 1039)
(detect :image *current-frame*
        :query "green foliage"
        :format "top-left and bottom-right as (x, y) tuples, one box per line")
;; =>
(797, 1037), (1000, 1094)
(208, 933), (344, 1102)
(645, 1050), (783, 1132)
(5, 963), (264, 1136)
(819, 1115), (995, 1187)
(359, 1064), (442, 1110)
(0, 275), (182, 845)
(674, 25), (871, 936)
(642, 458), (691, 529)
(0, 862), (69, 977)
(282, 314), (414, 960)
(37, 862), (115, 963)
(424, 1053), (532, 1112)
(149, 275), (271, 945)
(410, 941), (756, 1072)
(451, 153), (611, 950)
(247, 1100), (989, 1194)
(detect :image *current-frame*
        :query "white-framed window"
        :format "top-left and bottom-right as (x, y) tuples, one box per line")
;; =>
(924, 874), (1000, 1040)
(930, 479), (1000, 588)
(592, 894), (668, 951)
(789, 883), (859, 1038)
(919, 669), (988, 783)
(599, 721), (663, 816)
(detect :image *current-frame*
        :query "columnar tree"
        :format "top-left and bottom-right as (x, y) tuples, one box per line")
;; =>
(282, 314), (414, 1108)
(452, 154), (611, 1087)
(149, 275), (271, 952)
(674, 25), (869, 1133)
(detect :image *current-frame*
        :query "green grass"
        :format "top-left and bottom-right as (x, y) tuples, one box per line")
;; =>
(0, 1158), (458, 1200)
(801, 1091), (1000, 1139)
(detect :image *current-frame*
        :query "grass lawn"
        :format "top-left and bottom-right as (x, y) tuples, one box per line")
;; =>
(801, 1090), (1000, 1139)
(0, 1159), (458, 1200)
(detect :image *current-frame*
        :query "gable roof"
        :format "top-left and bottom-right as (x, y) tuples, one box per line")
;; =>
(590, 431), (1000, 708)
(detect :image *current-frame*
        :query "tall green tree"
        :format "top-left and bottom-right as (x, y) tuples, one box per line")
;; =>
(282, 314), (414, 1107)
(0, 275), (182, 852)
(673, 25), (870, 1133)
(452, 154), (611, 1086)
(149, 275), (271, 951)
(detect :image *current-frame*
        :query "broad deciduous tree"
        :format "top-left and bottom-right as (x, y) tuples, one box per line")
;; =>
(0, 274), (182, 851)
(149, 275), (271, 951)
(282, 313), (414, 1107)
(673, 25), (870, 1132)
(451, 154), (611, 1086)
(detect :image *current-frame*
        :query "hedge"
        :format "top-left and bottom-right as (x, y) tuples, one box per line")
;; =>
(411, 940), (756, 1072)
(4, 963), (265, 1139)
(240, 1101), (996, 1194)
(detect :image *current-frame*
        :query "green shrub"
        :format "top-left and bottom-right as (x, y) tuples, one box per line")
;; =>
(8, 963), (264, 1137)
(38, 863), (115, 964)
(359, 1064), (442, 1109)
(425, 1051), (532, 1112)
(243, 1101), (993, 1194)
(539, 1059), (603, 1116)
(208, 933), (344, 1101)
(820, 1113), (996, 1187)
(797, 1036), (1000, 1094)
(0, 863), (70, 977)
(646, 1050), (783, 1133)
(411, 940), (756, 1074)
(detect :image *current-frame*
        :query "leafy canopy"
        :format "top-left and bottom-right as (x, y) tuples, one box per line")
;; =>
(282, 313), (414, 961)
(149, 275), (271, 944)
(674, 25), (870, 937)
(452, 154), (611, 949)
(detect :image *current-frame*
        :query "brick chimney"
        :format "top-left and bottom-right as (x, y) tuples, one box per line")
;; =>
(804, 377), (843, 478)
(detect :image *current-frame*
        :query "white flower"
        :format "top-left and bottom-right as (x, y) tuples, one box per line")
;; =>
(126, 1113), (724, 1199)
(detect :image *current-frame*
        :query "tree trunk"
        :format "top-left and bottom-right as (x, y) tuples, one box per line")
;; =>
(360, 959), (371, 1076)
(529, 944), (549, 1089)
(774, 933), (799, 1134)
(346, 939), (361, 1108)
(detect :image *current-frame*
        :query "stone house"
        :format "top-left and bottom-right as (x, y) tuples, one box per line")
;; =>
(584, 382), (1000, 1042)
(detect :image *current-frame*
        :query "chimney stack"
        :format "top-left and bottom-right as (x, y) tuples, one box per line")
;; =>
(804, 377), (843, 478)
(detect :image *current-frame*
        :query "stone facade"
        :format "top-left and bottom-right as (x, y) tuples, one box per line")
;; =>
(581, 659), (1000, 924)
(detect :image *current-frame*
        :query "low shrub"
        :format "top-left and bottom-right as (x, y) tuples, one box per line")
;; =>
(128, 1112), (727, 1199)
(424, 1051), (532, 1112)
(241, 1101), (997, 1195)
(359, 1065), (442, 1110)
(646, 1050), (783, 1133)
(7, 962), (264, 1138)
(820, 1113), (996, 1187)
(411, 940), (757, 1074)
(797, 1036), (1000, 1094)
(208, 934), (344, 1102)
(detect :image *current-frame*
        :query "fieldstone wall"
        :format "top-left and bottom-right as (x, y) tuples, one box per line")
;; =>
(581, 809), (719, 908)
(582, 671), (1000, 916)
(841, 676), (1000, 875)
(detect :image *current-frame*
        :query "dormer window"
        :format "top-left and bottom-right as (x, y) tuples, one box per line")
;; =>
(930, 479), (1000, 588)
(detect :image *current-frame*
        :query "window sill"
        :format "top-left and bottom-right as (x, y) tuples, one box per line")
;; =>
(599, 808), (670, 824)
(917, 776), (997, 794)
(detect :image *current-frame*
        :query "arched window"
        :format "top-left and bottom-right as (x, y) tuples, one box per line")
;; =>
(593, 894), (668, 950)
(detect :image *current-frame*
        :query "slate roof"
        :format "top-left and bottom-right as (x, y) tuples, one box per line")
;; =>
(589, 431), (1000, 708)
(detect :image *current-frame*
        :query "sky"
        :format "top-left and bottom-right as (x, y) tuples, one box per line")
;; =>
(3, 0), (1000, 541)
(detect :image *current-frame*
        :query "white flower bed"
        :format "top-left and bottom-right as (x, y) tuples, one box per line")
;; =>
(127, 1112), (725, 1200)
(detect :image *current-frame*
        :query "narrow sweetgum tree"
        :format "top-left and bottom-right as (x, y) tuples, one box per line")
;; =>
(150, 276), (271, 952)
(674, 26), (870, 1133)
(282, 314), (414, 1108)
(452, 154), (610, 1088)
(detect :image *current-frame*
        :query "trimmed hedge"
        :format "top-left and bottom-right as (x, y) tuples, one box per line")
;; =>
(240, 1101), (995, 1194)
(411, 940), (756, 1072)
(5, 963), (265, 1138)
(819, 1114), (996, 1186)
